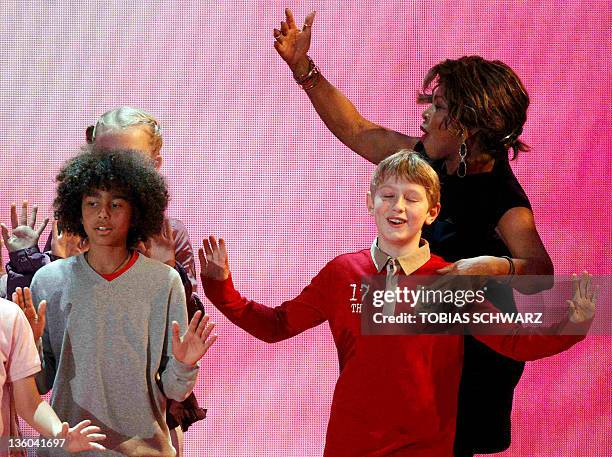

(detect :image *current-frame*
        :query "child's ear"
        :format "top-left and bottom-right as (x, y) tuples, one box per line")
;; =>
(366, 192), (374, 215)
(424, 202), (441, 225)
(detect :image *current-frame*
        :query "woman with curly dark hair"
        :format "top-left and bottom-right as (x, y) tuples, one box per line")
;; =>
(28, 148), (217, 457)
(274, 10), (554, 457)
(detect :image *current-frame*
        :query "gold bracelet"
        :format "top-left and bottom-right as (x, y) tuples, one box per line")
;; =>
(294, 56), (321, 90)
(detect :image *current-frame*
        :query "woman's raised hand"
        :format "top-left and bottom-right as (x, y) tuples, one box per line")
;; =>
(273, 8), (316, 75)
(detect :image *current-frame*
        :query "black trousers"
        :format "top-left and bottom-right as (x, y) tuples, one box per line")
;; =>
(453, 335), (525, 457)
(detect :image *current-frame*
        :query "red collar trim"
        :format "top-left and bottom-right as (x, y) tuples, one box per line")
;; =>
(100, 250), (139, 281)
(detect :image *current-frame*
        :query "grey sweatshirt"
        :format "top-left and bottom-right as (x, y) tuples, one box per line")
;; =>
(31, 253), (198, 456)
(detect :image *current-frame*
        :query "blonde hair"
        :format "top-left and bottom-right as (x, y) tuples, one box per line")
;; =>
(370, 150), (440, 208)
(91, 106), (163, 155)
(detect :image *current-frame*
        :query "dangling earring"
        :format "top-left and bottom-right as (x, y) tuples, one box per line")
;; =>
(457, 141), (467, 178)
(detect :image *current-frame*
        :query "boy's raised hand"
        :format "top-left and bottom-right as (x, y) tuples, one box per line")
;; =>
(273, 9), (316, 74)
(59, 420), (106, 452)
(567, 271), (596, 323)
(199, 236), (230, 281)
(137, 219), (176, 266)
(12, 287), (46, 341)
(172, 311), (217, 366)
(51, 220), (89, 258)
(148, 218), (177, 266)
(1, 201), (49, 252)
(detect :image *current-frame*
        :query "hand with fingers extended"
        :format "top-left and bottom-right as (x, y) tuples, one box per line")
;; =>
(1, 201), (49, 253)
(51, 220), (89, 258)
(59, 420), (106, 453)
(567, 271), (596, 323)
(12, 286), (46, 340)
(146, 218), (177, 267)
(273, 8), (316, 75)
(172, 311), (217, 366)
(199, 236), (229, 281)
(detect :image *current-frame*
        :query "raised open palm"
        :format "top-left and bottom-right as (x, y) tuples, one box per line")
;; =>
(1, 201), (48, 252)
(567, 271), (596, 323)
(273, 9), (316, 73)
(172, 311), (217, 366)
(51, 220), (88, 258)
(199, 236), (229, 281)
(12, 286), (46, 341)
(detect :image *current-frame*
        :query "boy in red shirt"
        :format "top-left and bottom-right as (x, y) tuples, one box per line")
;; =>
(200, 150), (594, 457)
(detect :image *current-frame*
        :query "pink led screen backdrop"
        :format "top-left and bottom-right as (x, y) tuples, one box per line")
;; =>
(2, 1), (610, 456)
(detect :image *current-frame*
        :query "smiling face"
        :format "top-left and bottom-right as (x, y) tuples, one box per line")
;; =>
(81, 189), (133, 249)
(367, 176), (440, 257)
(419, 85), (464, 163)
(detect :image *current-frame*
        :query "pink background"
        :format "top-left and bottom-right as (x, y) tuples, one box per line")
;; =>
(2, 1), (610, 455)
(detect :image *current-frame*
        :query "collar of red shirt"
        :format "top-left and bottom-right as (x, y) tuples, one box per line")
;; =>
(370, 238), (431, 275)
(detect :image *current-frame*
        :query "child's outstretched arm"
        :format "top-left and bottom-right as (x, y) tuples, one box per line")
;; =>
(200, 236), (329, 343)
(13, 375), (106, 452)
(159, 274), (217, 402)
(12, 284), (57, 394)
(473, 272), (596, 361)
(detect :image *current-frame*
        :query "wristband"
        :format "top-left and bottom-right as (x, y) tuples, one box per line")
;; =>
(501, 256), (515, 276)
(293, 56), (321, 91)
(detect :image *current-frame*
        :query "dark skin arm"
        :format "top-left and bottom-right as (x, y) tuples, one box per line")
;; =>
(436, 207), (554, 293)
(273, 9), (417, 164)
(498, 207), (554, 291)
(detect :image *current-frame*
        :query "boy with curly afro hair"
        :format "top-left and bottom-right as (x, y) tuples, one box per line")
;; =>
(53, 147), (168, 249)
(28, 148), (217, 457)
